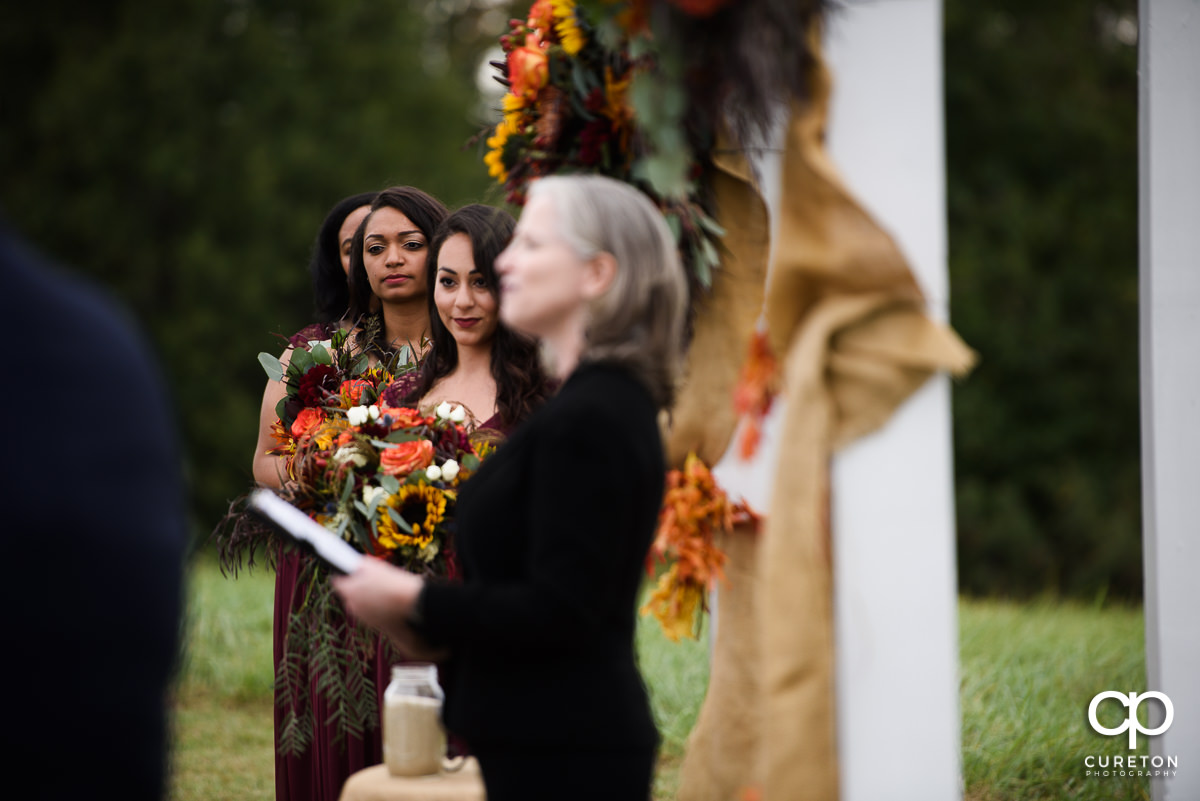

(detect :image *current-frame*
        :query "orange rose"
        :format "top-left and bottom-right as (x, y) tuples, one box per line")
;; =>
(377, 405), (430, 430)
(290, 407), (325, 439)
(509, 34), (549, 102)
(339, 379), (372, 406)
(380, 440), (434, 476)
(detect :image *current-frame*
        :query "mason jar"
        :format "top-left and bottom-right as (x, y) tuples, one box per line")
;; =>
(382, 664), (447, 777)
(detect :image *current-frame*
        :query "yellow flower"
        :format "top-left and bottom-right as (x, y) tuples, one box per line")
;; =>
(312, 419), (349, 450)
(502, 92), (526, 116)
(640, 567), (703, 642)
(375, 482), (446, 552)
(552, 0), (586, 56)
(484, 111), (521, 183)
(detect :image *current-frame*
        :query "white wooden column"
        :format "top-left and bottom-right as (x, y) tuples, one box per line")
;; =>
(712, 2), (961, 799)
(1139, 2), (1200, 799)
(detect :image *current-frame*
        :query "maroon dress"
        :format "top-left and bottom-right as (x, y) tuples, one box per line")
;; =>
(272, 405), (505, 801)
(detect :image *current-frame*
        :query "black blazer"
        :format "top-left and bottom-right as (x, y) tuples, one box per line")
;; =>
(418, 361), (663, 751)
(1, 222), (187, 799)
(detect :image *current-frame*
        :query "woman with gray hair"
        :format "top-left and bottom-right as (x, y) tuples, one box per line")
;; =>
(334, 174), (687, 799)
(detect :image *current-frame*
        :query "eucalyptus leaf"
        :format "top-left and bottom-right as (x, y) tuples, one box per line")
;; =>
(461, 454), (481, 472)
(349, 521), (371, 553)
(379, 474), (400, 494)
(353, 499), (371, 518)
(310, 342), (333, 365)
(258, 352), (285, 382)
(290, 347), (315, 373)
(275, 397), (289, 421)
(339, 473), (354, 506)
(697, 213), (727, 238)
(636, 152), (689, 200)
(664, 214), (683, 242)
(693, 242), (714, 288)
(350, 353), (370, 376)
(386, 507), (414, 534)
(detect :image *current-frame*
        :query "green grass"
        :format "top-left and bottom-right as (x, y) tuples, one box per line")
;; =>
(959, 598), (1149, 801)
(171, 557), (1149, 801)
(170, 556), (276, 800)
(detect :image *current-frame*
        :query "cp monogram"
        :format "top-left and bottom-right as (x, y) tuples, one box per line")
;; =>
(1088, 691), (1174, 749)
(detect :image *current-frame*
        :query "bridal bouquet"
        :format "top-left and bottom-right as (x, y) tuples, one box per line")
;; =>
(216, 327), (492, 754)
(284, 396), (486, 577)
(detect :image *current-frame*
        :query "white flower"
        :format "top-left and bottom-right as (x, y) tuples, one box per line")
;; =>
(441, 459), (460, 481)
(449, 404), (467, 423)
(347, 405), (370, 426)
(368, 404), (380, 421)
(332, 446), (367, 468)
(435, 401), (453, 420)
(322, 509), (348, 533)
(425, 464), (443, 482)
(362, 485), (388, 508)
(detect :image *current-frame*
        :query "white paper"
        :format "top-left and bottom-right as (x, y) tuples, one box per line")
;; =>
(248, 489), (365, 574)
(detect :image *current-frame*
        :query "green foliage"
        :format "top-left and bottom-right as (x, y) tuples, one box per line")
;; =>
(0, 0), (500, 534)
(945, 1), (1141, 598)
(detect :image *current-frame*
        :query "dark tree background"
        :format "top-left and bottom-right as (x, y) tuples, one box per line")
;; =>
(945, 0), (1140, 598)
(0, 0), (1141, 598)
(1, 0), (506, 535)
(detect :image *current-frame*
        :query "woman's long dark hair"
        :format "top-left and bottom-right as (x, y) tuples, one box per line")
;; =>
(346, 186), (449, 358)
(310, 191), (376, 323)
(406, 204), (549, 431)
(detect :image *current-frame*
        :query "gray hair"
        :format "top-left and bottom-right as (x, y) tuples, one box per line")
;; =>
(528, 175), (688, 408)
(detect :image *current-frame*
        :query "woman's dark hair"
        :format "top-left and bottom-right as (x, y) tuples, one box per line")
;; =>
(406, 204), (549, 431)
(310, 191), (376, 323)
(347, 186), (449, 357)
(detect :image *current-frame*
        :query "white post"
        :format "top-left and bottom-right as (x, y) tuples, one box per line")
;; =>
(1139, 1), (1200, 798)
(824, 3), (961, 799)
(712, 2), (961, 799)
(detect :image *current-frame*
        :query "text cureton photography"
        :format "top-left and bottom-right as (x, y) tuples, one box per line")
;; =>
(1084, 690), (1180, 781)
(1084, 754), (1178, 778)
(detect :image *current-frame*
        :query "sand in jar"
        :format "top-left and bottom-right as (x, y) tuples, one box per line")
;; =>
(384, 693), (446, 776)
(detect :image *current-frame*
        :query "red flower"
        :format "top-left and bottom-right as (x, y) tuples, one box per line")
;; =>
(297, 364), (339, 407)
(578, 119), (611, 166)
(290, 407), (325, 440)
(665, 0), (734, 16)
(380, 440), (435, 476)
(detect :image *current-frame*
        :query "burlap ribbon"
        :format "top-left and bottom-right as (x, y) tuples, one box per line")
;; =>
(675, 32), (975, 801)
(666, 138), (771, 469)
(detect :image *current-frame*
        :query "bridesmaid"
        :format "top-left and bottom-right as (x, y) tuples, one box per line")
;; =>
(347, 186), (449, 365)
(252, 187), (447, 801)
(387, 203), (549, 434)
(252, 191), (375, 488)
(311, 191), (376, 323)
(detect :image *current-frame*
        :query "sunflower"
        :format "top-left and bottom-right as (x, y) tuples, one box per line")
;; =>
(485, 112), (521, 183)
(551, 0), (585, 55)
(375, 483), (447, 553)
